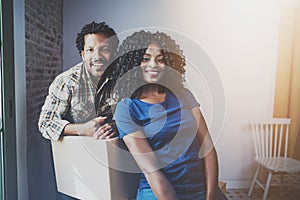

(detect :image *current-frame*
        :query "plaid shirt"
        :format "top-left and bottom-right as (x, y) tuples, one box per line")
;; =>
(38, 62), (116, 140)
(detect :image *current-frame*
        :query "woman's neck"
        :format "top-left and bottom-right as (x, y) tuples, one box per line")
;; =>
(139, 88), (166, 104)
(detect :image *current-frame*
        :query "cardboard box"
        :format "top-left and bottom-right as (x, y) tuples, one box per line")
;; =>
(218, 181), (227, 194)
(51, 136), (141, 200)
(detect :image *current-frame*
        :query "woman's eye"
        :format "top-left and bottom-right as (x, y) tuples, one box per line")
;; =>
(142, 57), (150, 62)
(157, 57), (164, 63)
(86, 48), (93, 52)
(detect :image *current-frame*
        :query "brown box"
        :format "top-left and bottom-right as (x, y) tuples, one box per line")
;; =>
(218, 181), (227, 194)
(51, 137), (140, 200)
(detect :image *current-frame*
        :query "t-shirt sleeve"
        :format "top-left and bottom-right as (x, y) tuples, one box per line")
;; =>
(114, 99), (142, 139)
(182, 88), (200, 110)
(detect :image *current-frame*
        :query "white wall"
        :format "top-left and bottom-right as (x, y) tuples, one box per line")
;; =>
(63, 0), (282, 188)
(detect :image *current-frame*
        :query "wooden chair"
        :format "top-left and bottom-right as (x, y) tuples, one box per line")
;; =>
(248, 118), (300, 200)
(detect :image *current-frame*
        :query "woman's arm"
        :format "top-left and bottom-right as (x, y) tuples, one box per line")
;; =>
(191, 107), (219, 200)
(123, 131), (179, 200)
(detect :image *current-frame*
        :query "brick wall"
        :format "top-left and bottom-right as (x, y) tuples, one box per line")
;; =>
(25, 0), (63, 199)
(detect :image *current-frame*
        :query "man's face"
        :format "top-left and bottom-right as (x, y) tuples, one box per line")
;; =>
(81, 33), (112, 83)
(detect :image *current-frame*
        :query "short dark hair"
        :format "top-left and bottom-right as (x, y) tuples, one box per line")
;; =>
(75, 21), (119, 55)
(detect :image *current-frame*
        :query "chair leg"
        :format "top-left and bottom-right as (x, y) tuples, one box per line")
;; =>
(248, 165), (261, 196)
(280, 173), (284, 195)
(263, 171), (272, 200)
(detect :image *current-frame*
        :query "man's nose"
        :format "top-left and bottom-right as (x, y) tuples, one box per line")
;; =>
(94, 49), (104, 59)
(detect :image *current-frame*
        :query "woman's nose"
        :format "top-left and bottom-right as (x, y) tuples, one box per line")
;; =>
(149, 58), (157, 67)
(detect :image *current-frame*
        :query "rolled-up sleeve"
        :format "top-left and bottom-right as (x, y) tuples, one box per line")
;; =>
(38, 76), (72, 140)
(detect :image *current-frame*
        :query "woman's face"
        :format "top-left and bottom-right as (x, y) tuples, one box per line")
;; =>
(140, 42), (166, 83)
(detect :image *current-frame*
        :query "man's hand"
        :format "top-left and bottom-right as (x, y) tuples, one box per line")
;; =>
(81, 116), (116, 139)
(63, 116), (116, 139)
(93, 122), (115, 139)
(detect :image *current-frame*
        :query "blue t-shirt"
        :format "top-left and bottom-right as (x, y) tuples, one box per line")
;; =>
(115, 89), (206, 192)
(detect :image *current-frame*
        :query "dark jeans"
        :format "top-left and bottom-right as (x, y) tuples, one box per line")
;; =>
(136, 188), (206, 200)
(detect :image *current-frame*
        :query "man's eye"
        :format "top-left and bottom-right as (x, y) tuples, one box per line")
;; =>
(101, 47), (110, 53)
(86, 48), (93, 52)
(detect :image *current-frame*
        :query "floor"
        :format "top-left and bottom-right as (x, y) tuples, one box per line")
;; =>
(225, 172), (300, 200)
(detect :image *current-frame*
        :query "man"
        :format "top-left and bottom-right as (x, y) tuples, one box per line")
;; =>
(39, 21), (119, 200)
(38, 21), (119, 141)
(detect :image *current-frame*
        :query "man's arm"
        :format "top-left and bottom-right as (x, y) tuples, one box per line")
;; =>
(38, 77), (72, 140)
(63, 116), (114, 139)
(38, 77), (115, 140)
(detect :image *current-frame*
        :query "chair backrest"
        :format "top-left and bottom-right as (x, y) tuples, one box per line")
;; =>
(252, 118), (291, 158)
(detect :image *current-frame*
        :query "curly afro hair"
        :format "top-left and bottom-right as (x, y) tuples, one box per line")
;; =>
(75, 21), (119, 56)
(111, 30), (186, 99)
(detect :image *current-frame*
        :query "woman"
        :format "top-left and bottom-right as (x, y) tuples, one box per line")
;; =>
(114, 31), (220, 200)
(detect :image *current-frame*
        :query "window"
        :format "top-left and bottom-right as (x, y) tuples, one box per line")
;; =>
(0, 0), (18, 199)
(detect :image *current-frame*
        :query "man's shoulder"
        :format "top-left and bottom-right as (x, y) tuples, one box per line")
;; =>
(54, 62), (83, 85)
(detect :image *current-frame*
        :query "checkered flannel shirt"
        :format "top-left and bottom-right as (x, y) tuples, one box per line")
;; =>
(38, 62), (116, 140)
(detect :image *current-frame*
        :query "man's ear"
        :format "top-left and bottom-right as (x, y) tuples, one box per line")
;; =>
(80, 50), (85, 60)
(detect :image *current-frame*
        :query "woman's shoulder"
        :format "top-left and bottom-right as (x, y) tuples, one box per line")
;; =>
(182, 87), (195, 97)
(117, 98), (132, 106)
(117, 98), (140, 109)
(172, 87), (199, 109)
(168, 87), (194, 99)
